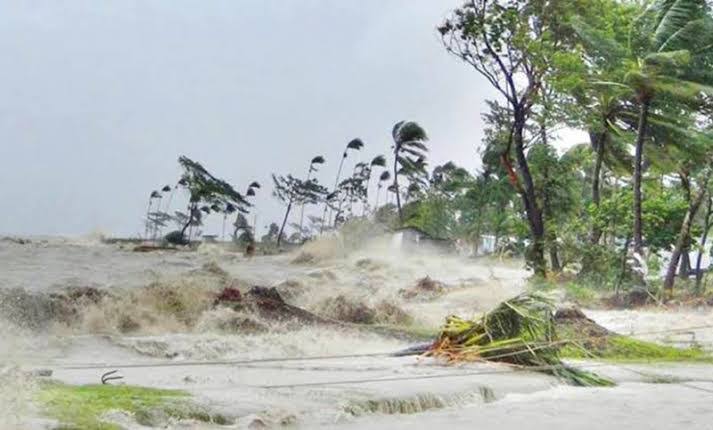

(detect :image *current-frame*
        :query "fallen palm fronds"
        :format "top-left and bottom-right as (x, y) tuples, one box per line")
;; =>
(424, 293), (614, 387)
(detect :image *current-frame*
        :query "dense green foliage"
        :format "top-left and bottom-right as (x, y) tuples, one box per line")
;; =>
(140, 0), (713, 300)
(412, 0), (713, 298)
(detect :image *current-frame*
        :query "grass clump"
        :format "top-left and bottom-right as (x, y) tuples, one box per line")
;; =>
(36, 382), (231, 429)
(560, 335), (713, 363)
(425, 293), (614, 386)
(529, 278), (601, 306)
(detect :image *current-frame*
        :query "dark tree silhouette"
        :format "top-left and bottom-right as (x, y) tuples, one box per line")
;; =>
(391, 121), (428, 222)
(322, 139), (364, 231)
(298, 155), (326, 239)
(273, 174), (327, 246)
(176, 156), (250, 243)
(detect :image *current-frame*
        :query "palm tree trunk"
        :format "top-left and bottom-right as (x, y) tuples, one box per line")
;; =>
(180, 204), (195, 243)
(323, 154), (347, 230)
(319, 204), (330, 234)
(298, 169), (312, 239)
(277, 200), (293, 247)
(374, 185), (382, 214)
(222, 215), (227, 241)
(695, 196), (713, 293)
(362, 172), (372, 216)
(633, 100), (650, 255)
(614, 234), (632, 296)
(152, 197), (162, 240)
(664, 184), (707, 297)
(394, 154), (402, 223)
(590, 130), (606, 244)
(144, 199), (153, 239)
(333, 194), (348, 228)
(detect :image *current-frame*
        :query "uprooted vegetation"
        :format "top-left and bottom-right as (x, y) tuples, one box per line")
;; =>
(425, 293), (615, 386)
(36, 382), (232, 429)
(424, 294), (712, 380)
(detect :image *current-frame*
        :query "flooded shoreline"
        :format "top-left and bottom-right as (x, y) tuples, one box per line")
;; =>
(2, 235), (713, 429)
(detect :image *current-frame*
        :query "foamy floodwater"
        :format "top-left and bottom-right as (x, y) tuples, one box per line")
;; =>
(1, 235), (713, 429)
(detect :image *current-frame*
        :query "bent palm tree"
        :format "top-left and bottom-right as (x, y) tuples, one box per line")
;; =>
(578, 0), (713, 253)
(362, 155), (386, 215)
(391, 121), (428, 222)
(298, 155), (325, 239)
(374, 170), (391, 211)
(144, 190), (161, 239)
(322, 139), (364, 230)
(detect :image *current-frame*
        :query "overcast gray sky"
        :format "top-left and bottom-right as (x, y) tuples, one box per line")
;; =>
(0, 0), (500, 238)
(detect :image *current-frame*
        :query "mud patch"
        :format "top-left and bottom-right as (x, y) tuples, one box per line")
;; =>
(316, 295), (413, 326)
(554, 307), (610, 351)
(317, 295), (376, 324)
(555, 307), (711, 362)
(398, 276), (446, 300)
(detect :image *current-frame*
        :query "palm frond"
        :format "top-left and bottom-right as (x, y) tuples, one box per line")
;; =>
(658, 17), (713, 52)
(370, 155), (386, 167)
(393, 121), (428, 144)
(426, 293), (613, 387)
(653, 0), (704, 50)
(347, 138), (364, 150)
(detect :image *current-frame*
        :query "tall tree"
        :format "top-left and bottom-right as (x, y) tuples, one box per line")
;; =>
(362, 155), (386, 215)
(273, 174), (327, 246)
(597, 0), (713, 254)
(144, 190), (160, 239)
(176, 156), (249, 243)
(391, 120), (428, 223)
(374, 170), (391, 211)
(439, 0), (564, 275)
(298, 155), (325, 239)
(322, 139), (364, 230)
(663, 168), (710, 295)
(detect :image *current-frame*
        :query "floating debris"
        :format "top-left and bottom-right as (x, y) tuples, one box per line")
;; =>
(425, 293), (614, 387)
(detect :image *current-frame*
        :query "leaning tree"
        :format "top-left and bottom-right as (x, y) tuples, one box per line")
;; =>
(175, 156), (250, 243)
(391, 120), (428, 223)
(374, 170), (391, 211)
(571, 0), (713, 255)
(322, 138), (364, 231)
(298, 155), (326, 239)
(272, 174), (328, 246)
(438, 0), (584, 275)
